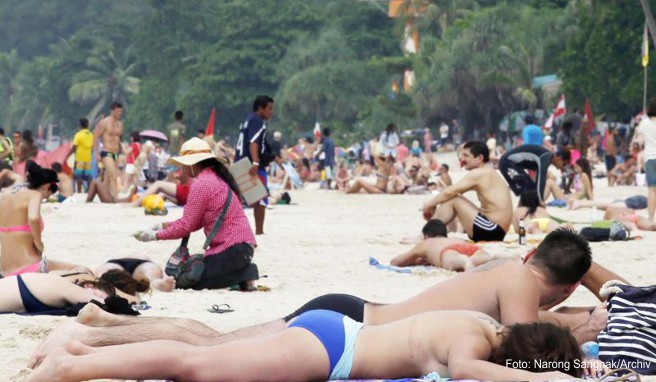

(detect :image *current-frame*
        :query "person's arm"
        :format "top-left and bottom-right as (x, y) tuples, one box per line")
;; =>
(93, 122), (105, 160)
(581, 173), (593, 200)
(155, 182), (207, 241)
(422, 172), (477, 220)
(0, 140), (10, 160)
(498, 268), (540, 325)
(447, 338), (573, 381)
(390, 242), (428, 267)
(27, 192), (44, 254)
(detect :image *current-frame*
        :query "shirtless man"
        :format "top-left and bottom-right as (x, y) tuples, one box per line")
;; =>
(390, 219), (495, 271)
(30, 229), (604, 367)
(423, 141), (512, 241)
(346, 153), (394, 194)
(28, 310), (584, 382)
(93, 102), (123, 198)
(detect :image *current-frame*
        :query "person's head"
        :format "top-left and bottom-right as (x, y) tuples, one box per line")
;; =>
(561, 121), (573, 133)
(647, 97), (656, 118)
(552, 147), (571, 169)
(197, 129), (205, 139)
(489, 322), (583, 377)
(385, 123), (396, 135)
(51, 162), (63, 173)
(461, 141), (489, 169)
(524, 114), (536, 125)
(422, 219), (448, 238)
(22, 129), (34, 143)
(322, 127), (330, 137)
(130, 131), (141, 143)
(0, 127), (4, 136)
(174, 110), (184, 121)
(12, 131), (21, 144)
(575, 157), (592, 189)
(110, 101), (123, 119)
(518, 190), (541, 216)
(439, 163), (449, 174)
(252, 95), (274, 120)
(79, 118), (89, 129)
(26, 161), (58, 196)
(411, 140), (419, 149)
(99, 269), (150, 296)
(75, 278), (117, 300)
(168, 137), (242, 198)
(526, 228), (591, 303)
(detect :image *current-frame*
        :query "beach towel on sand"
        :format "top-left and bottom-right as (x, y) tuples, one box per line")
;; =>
(369, 257), (436, 274)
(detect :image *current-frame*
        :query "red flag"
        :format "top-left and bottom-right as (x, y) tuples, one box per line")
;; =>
(544, 94), (566, 130)
(205, 107), (216, 137)
(584, 99), (596, 135)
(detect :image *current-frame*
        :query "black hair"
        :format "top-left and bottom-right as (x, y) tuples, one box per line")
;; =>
(99, 269), (150, 296)
(647, 98), (656, 117)
(463, 141), (489, 162)
(198, 129), (205, 135)
(322, 127), (331, 137)
(131, 131), (141, 142)
(524, 114), (536, 124)
(51, 162), (63, 173)
(174, 110), (184, 120)
(252, 95), (274, 112)
(0, 127), (4, 135)
(422, 219), (448, 238)
(111, 101), (123, 110)
(79, 118), (89, 128)
(555, 146), (571, 163)
(519, 190), (540, 216)
(197, 158), (243, 201)
(26, 161), (58, 193)
(562, 121), (573, 131)
(527, 228), (591, 285)
(22, 130), (34, 143)
(440, 163), (449, 171)
(385, 123), (396, 135)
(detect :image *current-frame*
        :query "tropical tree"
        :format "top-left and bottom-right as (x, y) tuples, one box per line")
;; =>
(0, 49), (22, 130)
(68, 43), (140, 122)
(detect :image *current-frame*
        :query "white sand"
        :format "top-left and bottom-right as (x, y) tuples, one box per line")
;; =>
(3, 152), (656, 381)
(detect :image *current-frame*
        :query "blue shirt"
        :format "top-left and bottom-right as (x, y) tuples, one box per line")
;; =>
(235, 112), (267, 169)
(322, 137), (335, 166)
(522, 124), (544, 146)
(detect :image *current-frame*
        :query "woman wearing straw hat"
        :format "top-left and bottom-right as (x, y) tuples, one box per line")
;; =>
(132, 138), (258, 290)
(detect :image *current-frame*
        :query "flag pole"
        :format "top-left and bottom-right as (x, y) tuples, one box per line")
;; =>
(644, 64), (648, 112)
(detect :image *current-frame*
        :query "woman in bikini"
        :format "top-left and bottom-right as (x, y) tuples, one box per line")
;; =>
(95, 256), (175, 292)
(345, 153), (394, 194)
(513, 190), (572, 234)
(0, 161), (91, 276)
(28, 310), (585, 381)
(0, 272), (120, 315)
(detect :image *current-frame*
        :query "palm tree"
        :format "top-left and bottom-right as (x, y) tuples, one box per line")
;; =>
(0, 49), (22, 130)
(68, 43), (140, 121)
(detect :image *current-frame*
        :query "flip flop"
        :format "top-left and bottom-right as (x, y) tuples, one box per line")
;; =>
(207, 304), (234, 314)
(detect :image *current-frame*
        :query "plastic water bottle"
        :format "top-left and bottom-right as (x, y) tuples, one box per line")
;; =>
(581, 341), (599, 359)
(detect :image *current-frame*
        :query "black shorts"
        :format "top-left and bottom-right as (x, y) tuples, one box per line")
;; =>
(192, 243), (257, 290)
(100, 151), (119, 161)
(283, 293), (369, 323)
(470, 213), (506, 242)
(106, 258), (151, 275)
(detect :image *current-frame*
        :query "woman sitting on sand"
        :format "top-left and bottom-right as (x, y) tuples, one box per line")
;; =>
(94, 256), (175, 292)
(569, 157), (594, 201)
(0, 161), (91, 276)
(513, 190), (571, 234)
(0, 272), (122, 315)
(132, 138), (258, 290)
(27, 310), (584, 381)
(346, 153), (394, 194)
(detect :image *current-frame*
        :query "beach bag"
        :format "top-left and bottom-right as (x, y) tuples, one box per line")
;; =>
(579, 221), (629, 242)
(598, 283), (656, 375)
(164, 190), (233, 279)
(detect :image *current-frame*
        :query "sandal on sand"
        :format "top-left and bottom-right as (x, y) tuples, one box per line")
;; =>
(598, 368), (641, 382)
(207, 304), (234, 314)
(228, 284), (271, 292)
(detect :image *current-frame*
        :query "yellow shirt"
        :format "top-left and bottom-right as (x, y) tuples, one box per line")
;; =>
(73, 129), (93, 162)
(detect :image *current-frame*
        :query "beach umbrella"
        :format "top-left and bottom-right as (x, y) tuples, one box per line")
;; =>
(13, 142), (73, 176)
(140, 130), (168, 142)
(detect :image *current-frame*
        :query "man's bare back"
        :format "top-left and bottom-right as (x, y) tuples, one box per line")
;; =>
(365, 261), (539, 326)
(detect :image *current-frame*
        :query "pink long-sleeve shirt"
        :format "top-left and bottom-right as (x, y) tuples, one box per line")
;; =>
(156, 167), (256, 256)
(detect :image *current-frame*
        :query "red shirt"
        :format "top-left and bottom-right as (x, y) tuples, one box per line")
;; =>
(156, 168), (256, 255)
(127, 143), (141, 164)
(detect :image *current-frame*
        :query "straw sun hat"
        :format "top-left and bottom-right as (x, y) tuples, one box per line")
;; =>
(167, 137), (216, 166)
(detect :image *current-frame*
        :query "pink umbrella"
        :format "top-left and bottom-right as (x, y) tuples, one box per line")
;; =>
(140, 130), (168, 142)
(14, 142), (73, 176)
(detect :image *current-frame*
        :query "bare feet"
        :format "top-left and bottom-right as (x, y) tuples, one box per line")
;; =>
(27, 347), (75, 382)
(76, 303), (126, 327)
(151, 275), (176, 292)
(28, 320), (85, 369)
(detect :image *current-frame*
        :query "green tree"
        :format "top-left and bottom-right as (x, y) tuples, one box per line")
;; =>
(0, 50), (22, 130)
(68, 43), (140, 122)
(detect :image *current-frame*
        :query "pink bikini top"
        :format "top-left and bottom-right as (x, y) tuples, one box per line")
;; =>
(0, 218), (44, 234)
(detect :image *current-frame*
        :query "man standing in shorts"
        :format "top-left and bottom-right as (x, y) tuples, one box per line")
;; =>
(68, 118), (94, 192)
(422, 141), (512, 242)
(235, 95), (274, 235)
(166, 110), (186, 156)
(93, 102), (123, 198)
(320, 127), (336, 189)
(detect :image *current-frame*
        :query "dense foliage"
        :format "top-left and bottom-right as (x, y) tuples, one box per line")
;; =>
(0, 0), (653, 144)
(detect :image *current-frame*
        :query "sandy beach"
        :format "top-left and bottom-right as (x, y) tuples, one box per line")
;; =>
(4, 151), (656, 381)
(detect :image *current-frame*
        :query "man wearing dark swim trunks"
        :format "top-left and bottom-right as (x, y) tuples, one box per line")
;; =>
(94, 102), (124, 199)
(422, 141), (512, 242)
